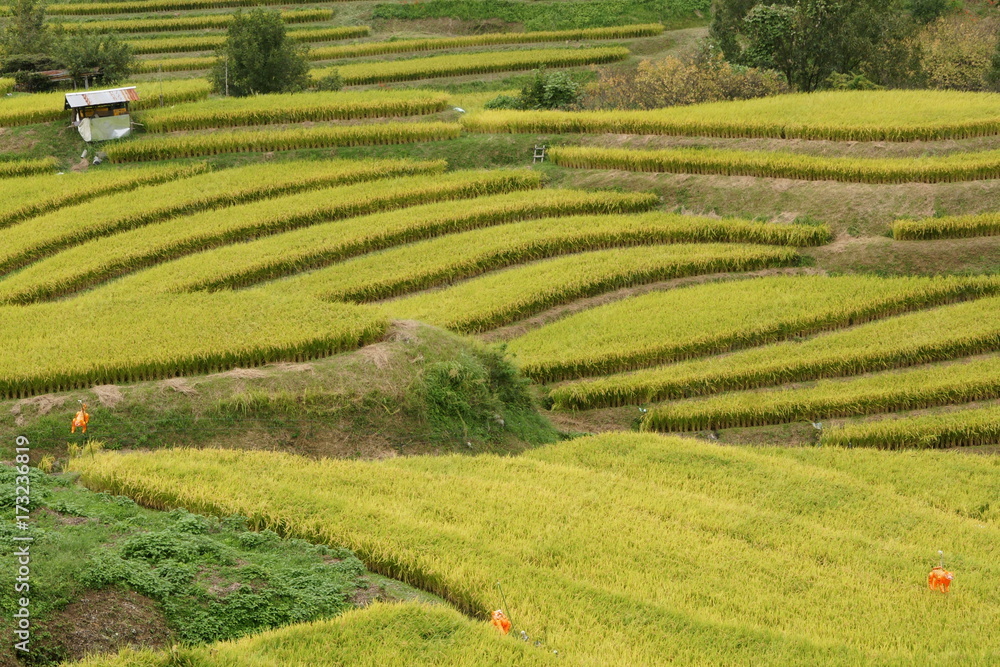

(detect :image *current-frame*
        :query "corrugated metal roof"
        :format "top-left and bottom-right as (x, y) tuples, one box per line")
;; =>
(64, 86), (139, 109)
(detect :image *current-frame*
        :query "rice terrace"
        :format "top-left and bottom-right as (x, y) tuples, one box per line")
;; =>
(0, 0), (999, 663)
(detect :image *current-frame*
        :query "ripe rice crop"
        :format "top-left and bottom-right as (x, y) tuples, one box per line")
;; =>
(641, 354), (1000, 432)
(384, 244), (800, 333)
(104, 122), (462, 162)
(0, 170), (542, 303)
(0, 163), (203, 229)
(76, 603), (540, 665)
(0, 158), (443, 277)
(548, 145), (1000, 184)
(511, 274), (1000, 382)
(0, 77), (13, 94)
(102, 188), (654, 297)
(137, 26), (650, 73)
(60, 8), (332, 33)
(463, 90), (1000, 141)
(550, 293), (1000, 410)
(820, 404), (1000, 449)
(70, 433), (1000, 663)
(312, 47), (630, 86)
(129, 26), (368, 56)
(0, 157), (56, 178)
(139, 90), (450, 132)
(0, 291), (385, 399)
(0, 78), (209, 127)
(284, 213), (826, 304)
(47, 0), (315, 16)
(310, 24), (662, 62)
(892, 212), (1000, 240)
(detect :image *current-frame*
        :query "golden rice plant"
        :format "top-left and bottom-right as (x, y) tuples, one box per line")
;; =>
(0, 77), (13, 94)
(313, 47), (630, 86)
(892, 212), (1000, 240)
(549, 145), (1000, 184)
(129, 25), (368, 55)
(550, 293), (1000, 410)
(0, 170), (542, 303)
(0, 157), (57, 178)
(512, 274), (1000, 383)
(59, 8), (332, 32)
(0, 163), (204, 229)
(289, 213), (825, 305)
(69, 433), (1000, 663)
(0, 78), (209, 126)
(310, 24), (662, 61)
(47, 0), (315, 16)
(820, 404), (1000, 449)
(0, 291), (386, 399)
(0, 158), (443, 276)
(462, 90), (1000, 141)
(139, 90), (450, 132)
(641, 354), (1000, 432)
(384, 243), (800, 333)
(104, 122), (462, 162)
(105, 188), (653, 297)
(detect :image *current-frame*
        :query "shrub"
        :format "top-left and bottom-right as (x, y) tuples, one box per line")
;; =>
(483, 94), (522, 110)
(314, 70), (343, 92)
(826, 72), (884, 90)
(920, 15), (998, 91)
(518, 67), (581, 109)
(210, 8), (310, 96)
(583, 54), (788, 110)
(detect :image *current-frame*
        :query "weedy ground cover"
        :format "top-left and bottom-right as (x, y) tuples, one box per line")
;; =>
(104, 122), (462, 161)
(463, 90), (1000, 141)
(820, 403), (1000, 449)
(511, 275), (1000, 382)
(138, 90), (450, 132)
(383, 243), (799, 333)
(0, 158), (443, 277)
(548, 145), (1000, 184)
(641, 354), (1000, 431)
(70, 433), (1000, 664)
(0, 169), (539, 303)
(97, 188), (653, 296)
(550, 294), (1000, 409)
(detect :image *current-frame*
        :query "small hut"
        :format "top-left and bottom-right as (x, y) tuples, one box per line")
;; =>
(64, 86), (138, 142)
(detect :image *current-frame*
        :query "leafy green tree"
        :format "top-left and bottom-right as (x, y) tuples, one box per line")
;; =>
(987, 39), (1000, 92)
(518, 68), (580, 109)
(0, 0), (49, 59)
(725, 0), (917, 91)
(55, 32), (135, 86)
(210, 8), (310, 96)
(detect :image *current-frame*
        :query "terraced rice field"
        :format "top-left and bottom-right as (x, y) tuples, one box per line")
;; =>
(4, 4), (1000, 662)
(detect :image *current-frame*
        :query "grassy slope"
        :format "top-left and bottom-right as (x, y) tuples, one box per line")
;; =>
(70, 432), (1000, 665)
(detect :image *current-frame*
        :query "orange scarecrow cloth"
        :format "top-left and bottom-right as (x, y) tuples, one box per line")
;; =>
(491, 609), (512, 635)
(71, 404), (90, 434)
(928, 566), (954, 593)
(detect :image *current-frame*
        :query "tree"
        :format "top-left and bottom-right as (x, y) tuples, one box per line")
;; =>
(727, 0), (917, 91)
(210, 9), (310, 96)
(0, 0), (49, 59)
(55, 32), (135, 86)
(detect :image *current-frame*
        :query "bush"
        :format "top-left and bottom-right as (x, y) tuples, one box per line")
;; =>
(518, 67), (580, 109)
(314, 70), (343, 91)
(920, 16), (998, 91)
(826, 72), (884, 90)
(55, 32), (136, 86)
(483, 93), (523, 110)
(583, 53), (788, 110)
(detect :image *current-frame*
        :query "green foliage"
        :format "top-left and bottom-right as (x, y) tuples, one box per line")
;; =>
(210, 8), (309, 97)
(54, 31), (135, 86)
(371, 0), (710, 31)
(517, 68), (580, 109)
(826, 71), (883, 90)
(314, 70), (343, 92)
(906, 0), (955, 23)
(483, 93), (522, 110)
(0, 0), (49, 58)
(718, 0), (917, 90)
